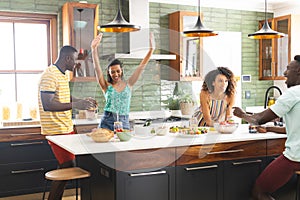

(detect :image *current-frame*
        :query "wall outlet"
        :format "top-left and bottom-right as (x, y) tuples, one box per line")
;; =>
(245, 91), (251, 99)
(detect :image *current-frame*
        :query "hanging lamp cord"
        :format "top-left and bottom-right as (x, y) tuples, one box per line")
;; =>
(264, 0), (267, 22)
(198, 0), (201, 17)
(79, 11), (81, 49)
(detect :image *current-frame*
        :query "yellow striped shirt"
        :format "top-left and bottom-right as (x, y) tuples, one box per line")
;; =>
(38, 65), (73, 135)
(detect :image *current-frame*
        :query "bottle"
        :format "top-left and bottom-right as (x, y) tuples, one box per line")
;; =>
(249, 124), (257, 133)
(189, 116), (198, 128)
(114, 121), (123, 134)
(77, 48), (84, 60)
(267, 97), (275, 107)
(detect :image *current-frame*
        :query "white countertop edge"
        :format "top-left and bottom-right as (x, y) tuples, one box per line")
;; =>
(46, 124), (287, 156)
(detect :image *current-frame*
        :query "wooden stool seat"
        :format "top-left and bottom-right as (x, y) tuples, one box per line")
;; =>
(45, 167), (90, 181)
(43, 167), (91, 200)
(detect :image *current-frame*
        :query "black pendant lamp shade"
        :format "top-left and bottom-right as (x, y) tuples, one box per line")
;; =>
(98, 0), (140, 33)
(248, 0), (285, 39)
(183, 0), (218, 37)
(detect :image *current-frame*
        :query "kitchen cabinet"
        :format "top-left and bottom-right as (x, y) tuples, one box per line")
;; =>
(62, 2), (99, 82)
(0, 127), (57, 197)
(259, 15), (291, 80)
(176, 161), (222, 200)
(176, 157), (265, 200)
(116, 167), (175, 200)
(169, 11), (204, 81)
(176, 140), (267, 200)
(78, 148), (176, 200)
(223, 157), (265, 200)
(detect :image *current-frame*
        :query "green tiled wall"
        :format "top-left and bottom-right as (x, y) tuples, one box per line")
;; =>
(1, 0), (274, 112)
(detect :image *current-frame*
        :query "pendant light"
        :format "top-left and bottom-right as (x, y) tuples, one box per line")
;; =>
(98, 0), (140, 33)
(248, 0), (285, 39)
(183, 0), (218, 37)
(77, 9), (84, 60)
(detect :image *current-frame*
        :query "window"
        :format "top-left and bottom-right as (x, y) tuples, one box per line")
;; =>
(0, 12), (57, 121)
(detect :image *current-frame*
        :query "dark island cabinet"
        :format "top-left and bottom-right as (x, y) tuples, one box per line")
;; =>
(78, 148), (176, 200)
(223, 157), (266, 200)
(116, 167), (175, 200)
(176, 161), (222, 200)
(78, 139), (289, 200)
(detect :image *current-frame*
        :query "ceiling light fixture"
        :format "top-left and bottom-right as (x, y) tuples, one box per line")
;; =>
(183, 0), (218, 37)
(248, 0), (285, 39)
(98, 0), (140, 33)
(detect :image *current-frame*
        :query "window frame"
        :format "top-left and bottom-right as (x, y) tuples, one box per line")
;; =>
(0, 12), (57, 104)
(0, 11), (58, 74)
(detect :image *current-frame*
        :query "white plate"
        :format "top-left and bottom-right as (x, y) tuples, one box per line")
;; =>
(177, 133), (203, 138)
(177, 127), (209, 137)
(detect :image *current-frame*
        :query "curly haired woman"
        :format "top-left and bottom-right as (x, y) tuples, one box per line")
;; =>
(193, 67), (236, 127)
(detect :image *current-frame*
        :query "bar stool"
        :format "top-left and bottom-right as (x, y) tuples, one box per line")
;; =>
(295, 171), (300, 200)
(42, 167), (91, 200)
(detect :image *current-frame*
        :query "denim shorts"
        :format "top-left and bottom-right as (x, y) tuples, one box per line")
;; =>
(99, 111), (130, 131)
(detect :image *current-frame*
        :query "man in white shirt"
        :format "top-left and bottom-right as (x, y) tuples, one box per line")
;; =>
(233, 55), (300, 200)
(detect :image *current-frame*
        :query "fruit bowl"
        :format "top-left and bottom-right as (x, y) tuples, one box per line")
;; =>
(116, 130), (133, 142)
(214, 122), (239, 134)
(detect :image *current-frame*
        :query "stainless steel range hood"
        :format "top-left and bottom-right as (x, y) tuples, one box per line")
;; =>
(103, 0), (175, 61)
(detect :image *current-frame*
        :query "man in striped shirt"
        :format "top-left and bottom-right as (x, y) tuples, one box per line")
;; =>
(38, 45), (96, 200)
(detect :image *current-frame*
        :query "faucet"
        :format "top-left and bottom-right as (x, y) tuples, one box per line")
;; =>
(264, 86), (282, 109)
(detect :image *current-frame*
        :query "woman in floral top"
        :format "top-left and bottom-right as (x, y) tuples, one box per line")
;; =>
(91, 33), (154, 131)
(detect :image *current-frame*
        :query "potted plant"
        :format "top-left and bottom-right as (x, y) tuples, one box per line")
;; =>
(162, 82), (182, 111)
(179, 94), (195, 115)
(162, 83), (196, 115)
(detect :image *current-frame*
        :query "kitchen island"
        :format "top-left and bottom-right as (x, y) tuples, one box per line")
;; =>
(46, 124), (296, 200)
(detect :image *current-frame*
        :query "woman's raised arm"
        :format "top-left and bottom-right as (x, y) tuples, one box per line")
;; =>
(91, 33), (109, 92)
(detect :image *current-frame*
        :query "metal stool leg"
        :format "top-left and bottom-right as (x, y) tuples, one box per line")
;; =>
(76, 179), (78, 200)
(42, 179), (48, 200)
(296, 173), (300, 200)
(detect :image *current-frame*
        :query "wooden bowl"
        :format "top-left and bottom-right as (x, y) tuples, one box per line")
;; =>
(87, 128), (114, 142)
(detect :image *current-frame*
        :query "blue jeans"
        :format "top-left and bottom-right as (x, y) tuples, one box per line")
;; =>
(99, 111), (130, 131)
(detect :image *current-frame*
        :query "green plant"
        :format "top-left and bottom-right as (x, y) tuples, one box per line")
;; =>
(164, 96), (180, 110)
(162, 83), (195, 110)
(179, 94), (195, 104)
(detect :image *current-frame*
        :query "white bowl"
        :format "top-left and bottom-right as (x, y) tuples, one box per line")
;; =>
(155, 126), (169, 136)
(134, 125), (152, 136)
(214, 123), (239, 134)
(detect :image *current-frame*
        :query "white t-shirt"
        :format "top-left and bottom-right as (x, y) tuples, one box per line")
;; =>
(270, 85), (300, 162)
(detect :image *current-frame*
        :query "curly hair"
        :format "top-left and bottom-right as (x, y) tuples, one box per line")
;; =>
(106, 59), (124, 84)
(202, 67), (236, 98)
(294, 55), (300, 63)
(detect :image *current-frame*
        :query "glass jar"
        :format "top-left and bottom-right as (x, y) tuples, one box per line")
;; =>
(114, 121), (123, 133)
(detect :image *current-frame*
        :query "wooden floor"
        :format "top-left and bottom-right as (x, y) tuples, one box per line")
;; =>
(0, 189), (78, 200)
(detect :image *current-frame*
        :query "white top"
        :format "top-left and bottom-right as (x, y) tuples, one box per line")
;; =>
(46, 124), (286, 156)
(271, 85), (300, 162)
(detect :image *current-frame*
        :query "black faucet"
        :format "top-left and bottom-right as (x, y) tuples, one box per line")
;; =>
(264, 86), (282, 109)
